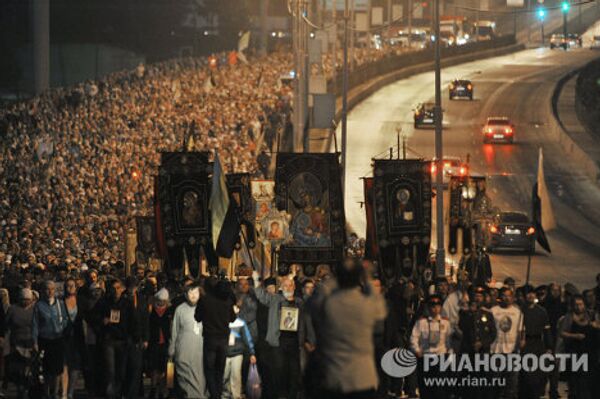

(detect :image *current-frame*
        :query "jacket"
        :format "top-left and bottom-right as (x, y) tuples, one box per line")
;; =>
(149, 305), (172, 347)
(32, 298), (68, 344)
(100, 295), (136, 342)
(253, 281), (305, 348)
(194, 287), (236, 339)
(226, 317), (255, 357)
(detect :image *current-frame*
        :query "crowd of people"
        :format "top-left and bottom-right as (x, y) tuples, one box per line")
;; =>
(2, 29), (593, 399)
(0, 257), (598, 399)
(0, 50), (296, 271)
(0, 37), (423, 274)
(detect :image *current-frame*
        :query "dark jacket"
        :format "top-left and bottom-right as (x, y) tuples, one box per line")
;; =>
(100, 295), (136, 342)
(149, 306), (172, 347)
(194, 281), (236, 339)
(127, 290), (150, 343)
(64, 299), (86, 353)
(458, 307), (497, 354)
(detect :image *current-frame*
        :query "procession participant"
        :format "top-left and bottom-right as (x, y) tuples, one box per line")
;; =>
(306, 257), (387, 399)
(147, 288), (172, 399)
(558, 294), (598, 399)
(62, 277), (85, 399)
(169, 285), (207, 399)
(458, 286), (496, 399)
(252, 271), (304, 399)
(490, 287), (524, 399)
(4, 289), (34, 399)
(194, 277), (236, 398)
(410, 294), (452, 399)
(99, 278), (136, 399)
(32, 280), (69, 399)
(222, 295), (257, 399)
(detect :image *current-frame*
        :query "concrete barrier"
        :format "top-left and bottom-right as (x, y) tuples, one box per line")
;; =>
(551, 69), (600, 183)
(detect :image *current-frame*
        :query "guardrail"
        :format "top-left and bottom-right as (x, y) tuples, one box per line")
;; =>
(327, 36), (517, 95)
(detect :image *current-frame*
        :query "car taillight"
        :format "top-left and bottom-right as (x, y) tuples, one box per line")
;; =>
(504, 127), (513, 134)
(459, 166), (467, 176)
(444, 162), (451, 168)
(527, 227), (535, 235)
(431, 164), (436, 174)
(489, 225), (499, 234)
(486, 127), (493, 134)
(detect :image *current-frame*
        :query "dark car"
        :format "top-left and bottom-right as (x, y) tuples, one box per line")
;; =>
(482, 116), (514, 144)
(414, 102), (436, 128)
(449, 79), (473, 100)
(489, 211), (536, 253)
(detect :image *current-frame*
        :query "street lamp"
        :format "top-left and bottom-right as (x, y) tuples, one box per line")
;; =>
(538, 8), (546, 46)
(562, 1), (570, 50)
(433, 0), (445, 277)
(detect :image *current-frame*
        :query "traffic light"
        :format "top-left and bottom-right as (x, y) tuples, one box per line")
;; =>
(561, 1), (570, 12)
(538, 8), (546, 20)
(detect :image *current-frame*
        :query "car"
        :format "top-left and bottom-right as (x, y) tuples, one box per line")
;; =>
(550, 34), (565, 49)
(413, 102), (436, 128)
(550, 33), (582, 49)
(488, 211), (536, 253)
(449, 79), (473, 100)
(590, 35), (600, 49)
(430, 156), (469, 185)
(567, 33), (583, 48)
(482, 117), (515, 144)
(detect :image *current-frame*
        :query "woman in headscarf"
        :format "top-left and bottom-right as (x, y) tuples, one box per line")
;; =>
(169, 284), (207, 398)
(148, 288), (172, 399)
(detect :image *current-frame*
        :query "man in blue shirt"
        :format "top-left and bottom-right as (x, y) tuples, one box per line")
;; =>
(32, 280), (68, 399)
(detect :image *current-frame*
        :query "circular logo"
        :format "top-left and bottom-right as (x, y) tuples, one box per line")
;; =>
(381, 348), (418, 378)
(499, 315), (512, 333)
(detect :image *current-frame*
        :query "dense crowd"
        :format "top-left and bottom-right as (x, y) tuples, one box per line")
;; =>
(0, 258), (599, 399)
(0, 39), (422, 273)
(0, 51), (296, 271)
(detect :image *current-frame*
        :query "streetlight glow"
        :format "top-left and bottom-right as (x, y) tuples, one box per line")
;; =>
(562, 1), (570, 12)
(538, 9), (546, 20)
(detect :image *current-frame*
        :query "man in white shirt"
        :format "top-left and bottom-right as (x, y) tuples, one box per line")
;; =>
(490, 287), (524, 399)
(411, 295), (452, 399)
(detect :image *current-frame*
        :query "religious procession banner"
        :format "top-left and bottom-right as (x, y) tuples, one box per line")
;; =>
(274, 153), (346, 267)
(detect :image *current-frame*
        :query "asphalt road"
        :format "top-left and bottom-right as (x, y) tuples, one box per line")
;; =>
(339, 37), (600, 289)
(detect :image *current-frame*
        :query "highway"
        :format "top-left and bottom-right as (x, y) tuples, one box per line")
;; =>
(338, 38), (600, 288)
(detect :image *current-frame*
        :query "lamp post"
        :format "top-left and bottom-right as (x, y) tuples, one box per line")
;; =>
(538, 8), (546, 46)
(562, 1), (570, 50)
(434, 0), (445, 277)
(342, 0), (349, 194)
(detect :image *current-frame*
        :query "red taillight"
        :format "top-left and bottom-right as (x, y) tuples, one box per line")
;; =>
(504, 127), (513, 134)
(431, 164), (436, 174)
(489, 225), (499, 234)
(527, 226), (535, 235)
(486, 127), (493, 134)
(444, 162), (451, 168)
(459, 166), (467, 176)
